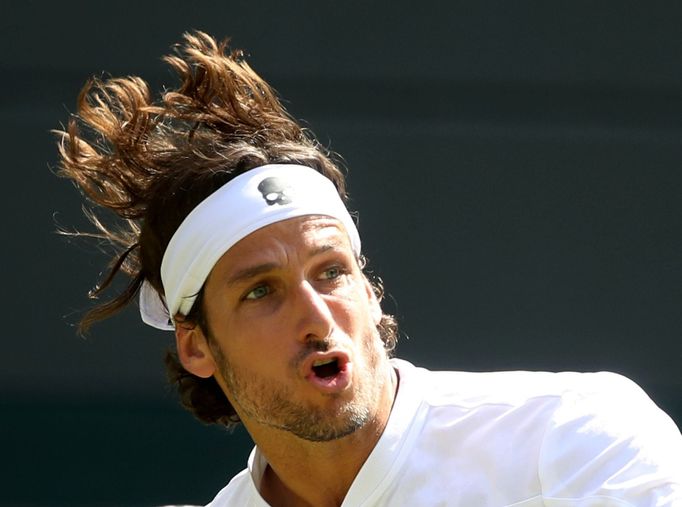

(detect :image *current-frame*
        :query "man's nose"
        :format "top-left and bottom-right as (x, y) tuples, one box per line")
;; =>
(292, 280), (334, 343)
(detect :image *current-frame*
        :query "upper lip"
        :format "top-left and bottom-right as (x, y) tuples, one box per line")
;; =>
(300, 350), (350, 378)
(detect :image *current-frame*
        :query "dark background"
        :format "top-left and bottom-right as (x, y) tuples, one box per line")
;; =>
(3, 1), (681, 506)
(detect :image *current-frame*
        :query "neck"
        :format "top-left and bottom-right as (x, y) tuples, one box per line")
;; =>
(248, 363), (398, 507)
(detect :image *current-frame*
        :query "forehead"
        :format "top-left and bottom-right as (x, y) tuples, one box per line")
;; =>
(213, 215), (353, 272)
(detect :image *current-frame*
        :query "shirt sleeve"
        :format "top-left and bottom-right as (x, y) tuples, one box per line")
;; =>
(538, 372), (682, 507)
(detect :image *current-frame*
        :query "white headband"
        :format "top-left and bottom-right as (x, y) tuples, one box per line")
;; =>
(139, 164), (361, 330)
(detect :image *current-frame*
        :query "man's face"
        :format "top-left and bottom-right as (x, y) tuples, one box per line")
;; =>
(200, 215), (392, 442)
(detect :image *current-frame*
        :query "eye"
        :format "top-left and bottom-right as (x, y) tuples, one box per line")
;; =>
(319, 265), (344, 281)
(243, 284), (271, 301)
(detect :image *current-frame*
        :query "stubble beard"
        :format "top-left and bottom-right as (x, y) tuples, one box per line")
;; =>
(214, 331), (390, 442)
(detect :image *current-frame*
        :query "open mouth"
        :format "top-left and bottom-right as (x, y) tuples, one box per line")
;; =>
(303, 352), (351, 393)
(312, 357), (341, 379)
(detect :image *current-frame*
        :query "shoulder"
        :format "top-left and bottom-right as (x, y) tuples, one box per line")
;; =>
(394, 360), (682, 504)
(538, 370), (681, 458)
(397, 358), (631, 409)
(538, 372), (682, 503)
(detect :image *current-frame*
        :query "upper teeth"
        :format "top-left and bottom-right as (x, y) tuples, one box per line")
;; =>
(313, 358), (335, 367)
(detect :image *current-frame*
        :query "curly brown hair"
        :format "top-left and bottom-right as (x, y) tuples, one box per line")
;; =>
(54, 31), (398, 427)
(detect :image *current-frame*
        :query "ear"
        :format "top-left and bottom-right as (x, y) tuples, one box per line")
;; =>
(364, 278), (383, 326)
(175, 322), (216, 379)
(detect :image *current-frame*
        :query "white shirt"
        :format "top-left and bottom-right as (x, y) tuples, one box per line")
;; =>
(207, 359), (682, 506)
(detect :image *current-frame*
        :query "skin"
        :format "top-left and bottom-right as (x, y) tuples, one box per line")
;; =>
(176, 216), (398, 507)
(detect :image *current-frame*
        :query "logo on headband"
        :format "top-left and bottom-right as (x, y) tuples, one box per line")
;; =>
(258, 177), (295, 206)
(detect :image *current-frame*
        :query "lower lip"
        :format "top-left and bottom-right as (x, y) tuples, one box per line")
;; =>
(305, 362), (352, 394)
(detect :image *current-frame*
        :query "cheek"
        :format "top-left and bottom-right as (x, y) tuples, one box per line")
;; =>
(215, 313), (294, 365)
(329, 292), (377, 335)
(330, 301), (356, 330)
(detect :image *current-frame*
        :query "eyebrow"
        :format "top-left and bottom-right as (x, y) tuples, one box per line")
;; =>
(225, 242), (343, 287)
(226, 262), (280, 287)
